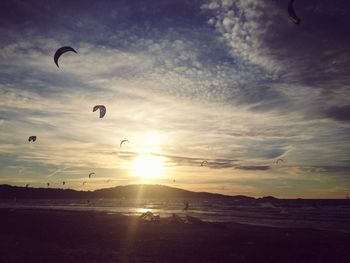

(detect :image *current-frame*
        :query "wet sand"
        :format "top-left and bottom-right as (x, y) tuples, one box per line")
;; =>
(0, 208), (349, 263)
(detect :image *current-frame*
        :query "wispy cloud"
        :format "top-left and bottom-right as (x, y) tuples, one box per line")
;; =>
(235, 166), (270, 171)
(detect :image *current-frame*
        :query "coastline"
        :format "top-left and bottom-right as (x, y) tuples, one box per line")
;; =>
(1, 208), (349, 263)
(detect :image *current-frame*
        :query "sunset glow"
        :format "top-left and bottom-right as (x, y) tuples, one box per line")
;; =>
(132, 155), (165, 180)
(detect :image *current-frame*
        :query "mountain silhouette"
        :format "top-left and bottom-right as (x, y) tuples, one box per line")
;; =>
(0, 184), (255, 202)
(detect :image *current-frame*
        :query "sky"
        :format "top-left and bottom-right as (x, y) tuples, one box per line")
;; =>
(0, 0), (349, 198)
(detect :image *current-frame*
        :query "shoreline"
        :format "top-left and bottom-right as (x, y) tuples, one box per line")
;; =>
(1, 208), (350, 262)
(2, 203), (350, 234)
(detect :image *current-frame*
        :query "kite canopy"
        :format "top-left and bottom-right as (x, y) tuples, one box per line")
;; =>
(54, 46), (77, 67)
(120, 140), (129, 148)
(200, 160), (208, 167)
(288, 0), (301, 24)
(88, 172), (95, 179)
(276, 158), (284, 165)
(28, 136), (37, 142)
(93, 105), (106, 118)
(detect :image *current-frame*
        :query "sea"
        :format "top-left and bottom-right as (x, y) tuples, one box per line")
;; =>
(1, 198), (350, 233)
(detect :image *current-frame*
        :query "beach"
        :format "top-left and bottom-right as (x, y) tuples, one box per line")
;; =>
(0, 208), (349, 263)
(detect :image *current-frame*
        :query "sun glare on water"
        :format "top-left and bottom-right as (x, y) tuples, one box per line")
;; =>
(133, 154), (164, 180)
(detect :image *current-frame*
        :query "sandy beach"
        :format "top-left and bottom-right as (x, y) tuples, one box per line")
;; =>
(0, 208), (349, 263)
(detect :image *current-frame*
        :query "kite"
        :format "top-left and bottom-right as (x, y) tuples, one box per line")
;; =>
(89, 172), (95, 179)
(54, 46), (77, 67)
(120, 140), (129, 148)
(288, 0), (301, 24)
(28, 136), (37, 142)
(93, 105), (106, 118)
(200, 160), (208, 167)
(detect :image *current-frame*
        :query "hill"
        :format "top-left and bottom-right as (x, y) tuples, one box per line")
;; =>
(0, 184), (255, 202)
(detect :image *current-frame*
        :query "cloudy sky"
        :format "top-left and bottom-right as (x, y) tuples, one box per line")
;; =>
(0, 0), (349, 198)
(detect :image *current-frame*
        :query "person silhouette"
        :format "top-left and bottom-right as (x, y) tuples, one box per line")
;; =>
(183, 201), (189, 211)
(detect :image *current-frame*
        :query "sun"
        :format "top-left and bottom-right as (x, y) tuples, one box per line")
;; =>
(132, 154), (164, 180)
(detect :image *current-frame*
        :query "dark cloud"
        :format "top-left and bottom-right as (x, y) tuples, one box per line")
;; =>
(235, 166), (270, 171)
(234, 85), (292, 112)
(317, 166), (350, 173)
(264, 0), (350, 86)
(324, 105), (350, 121)
(155, 153), (240, 169)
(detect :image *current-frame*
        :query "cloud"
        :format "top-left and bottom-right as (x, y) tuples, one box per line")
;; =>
(324, 105), (350, 121)
(235, 165), (270, 171)
(201, 0), (284, 74)
(201, 0), (350, 115)
(0, 0), (349, 197)
(100, 150), (240, 169)
(158, 153), (239, 169)
(46, 167), (70, 178)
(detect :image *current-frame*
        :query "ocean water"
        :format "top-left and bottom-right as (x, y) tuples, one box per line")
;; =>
(1, 198), (350, 233)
